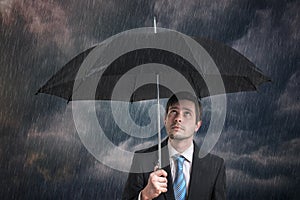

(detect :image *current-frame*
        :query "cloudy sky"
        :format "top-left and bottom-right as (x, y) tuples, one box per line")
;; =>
(0, 0), (299, 199)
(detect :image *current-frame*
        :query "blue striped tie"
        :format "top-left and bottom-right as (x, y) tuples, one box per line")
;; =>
(173, 156), (186, 200)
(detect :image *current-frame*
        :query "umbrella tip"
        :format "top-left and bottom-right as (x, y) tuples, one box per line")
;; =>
(35, 89), (41, 95)
(67, 95), (72, 103)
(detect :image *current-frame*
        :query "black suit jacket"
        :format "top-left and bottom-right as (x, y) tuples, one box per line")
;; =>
(122, 139), (226, 200)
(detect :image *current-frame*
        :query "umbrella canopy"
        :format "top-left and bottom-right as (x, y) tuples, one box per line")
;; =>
(37, 34), (270, 102)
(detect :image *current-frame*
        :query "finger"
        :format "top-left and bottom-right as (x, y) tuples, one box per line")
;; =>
(158, 182), (168, 189)
(157, 184), (168, 193)
(157, 176), (168, 183)
(154, 169), (168, 177)
(153, 185), (167, 195)
(160, 187), (168, 193)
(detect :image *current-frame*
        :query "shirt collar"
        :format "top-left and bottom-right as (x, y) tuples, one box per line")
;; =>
(167, 139), (194, 163)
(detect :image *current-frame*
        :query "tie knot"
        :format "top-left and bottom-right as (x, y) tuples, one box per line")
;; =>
(176, 155), (185, 170)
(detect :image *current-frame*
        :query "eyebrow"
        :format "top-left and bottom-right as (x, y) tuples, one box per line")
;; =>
(169, 106), (194, 113)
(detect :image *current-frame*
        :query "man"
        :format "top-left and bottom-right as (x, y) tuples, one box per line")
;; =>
(122, 92), (226, 200)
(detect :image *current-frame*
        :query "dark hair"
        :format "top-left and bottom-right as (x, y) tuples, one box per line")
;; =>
(165, 91), (202, 122)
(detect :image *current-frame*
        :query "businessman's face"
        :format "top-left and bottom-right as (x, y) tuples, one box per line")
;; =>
(164, 100), (201, 141)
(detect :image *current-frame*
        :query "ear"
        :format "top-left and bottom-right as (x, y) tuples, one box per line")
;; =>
(164, 115), (167, 126)
(194, 120), (202, 132)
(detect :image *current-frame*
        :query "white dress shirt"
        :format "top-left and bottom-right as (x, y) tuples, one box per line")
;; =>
(168, 140), (193, 193)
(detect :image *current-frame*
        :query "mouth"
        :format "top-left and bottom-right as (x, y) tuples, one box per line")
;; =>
(171, 124), (184, 131)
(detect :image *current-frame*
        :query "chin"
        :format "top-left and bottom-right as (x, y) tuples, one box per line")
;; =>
(169, 134), (184, 140)
(169, 133), (193, 141)
(169, 134), (175, 139)
(169, 131), (180, 139)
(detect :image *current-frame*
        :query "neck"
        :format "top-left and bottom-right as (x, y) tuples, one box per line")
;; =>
(169, 137), (193, 153)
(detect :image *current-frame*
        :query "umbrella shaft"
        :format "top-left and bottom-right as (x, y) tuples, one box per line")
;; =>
(157, 74), (161, 169)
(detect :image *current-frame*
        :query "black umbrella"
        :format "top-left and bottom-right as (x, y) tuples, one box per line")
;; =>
(36, 28), (270, 169)
(37, 39), (269, 102)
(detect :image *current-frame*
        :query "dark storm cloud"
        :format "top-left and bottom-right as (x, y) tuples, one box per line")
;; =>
(0, 107), (127, 199)
(0, 2), (89, 198)
(231, 0), (300, 85)
(154, 0), (297, 41)
(56, 0), (155, 50)
(0, 0), (73, 50)
(25, 111), (128, 199)
(0, 0), (72, 133)
(277, 70), (300, 114)
(154, 0), (249, 41)
(222, 138), (299, 179)
(211, 130), (300, 199)
(227, 168), (298, 199)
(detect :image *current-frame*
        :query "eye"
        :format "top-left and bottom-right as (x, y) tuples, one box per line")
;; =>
(169, 110), (177, 116)
(184, 111), (192, 118)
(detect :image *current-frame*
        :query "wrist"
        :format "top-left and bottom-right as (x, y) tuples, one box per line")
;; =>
(141, 189), (151, 200)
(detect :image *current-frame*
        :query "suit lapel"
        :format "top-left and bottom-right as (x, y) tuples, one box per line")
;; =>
(187, 144), (207, 200)
(162, 165), (175, 200)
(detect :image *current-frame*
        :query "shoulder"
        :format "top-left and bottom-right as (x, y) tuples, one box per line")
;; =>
(203, 153), (225, 172)
(192, 152), (225, 183)
(193, 144), (225, 170)
(204, 153), (224, 163)
(130, 143), (161, 173)
(135, 143), (159, 154)
(131, 139), (168, 173)
(134, 138), (168, 154)
(193, 143), (224, 163)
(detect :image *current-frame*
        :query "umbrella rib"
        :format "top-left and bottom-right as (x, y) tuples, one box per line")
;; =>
(243, 76), (257, 91)
(67, 79), (85, 102)
(131, 73), (139, 102)
(188, 72), (199, 98)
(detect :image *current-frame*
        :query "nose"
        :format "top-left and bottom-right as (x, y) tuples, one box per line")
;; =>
(174, 112), (182, 123)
